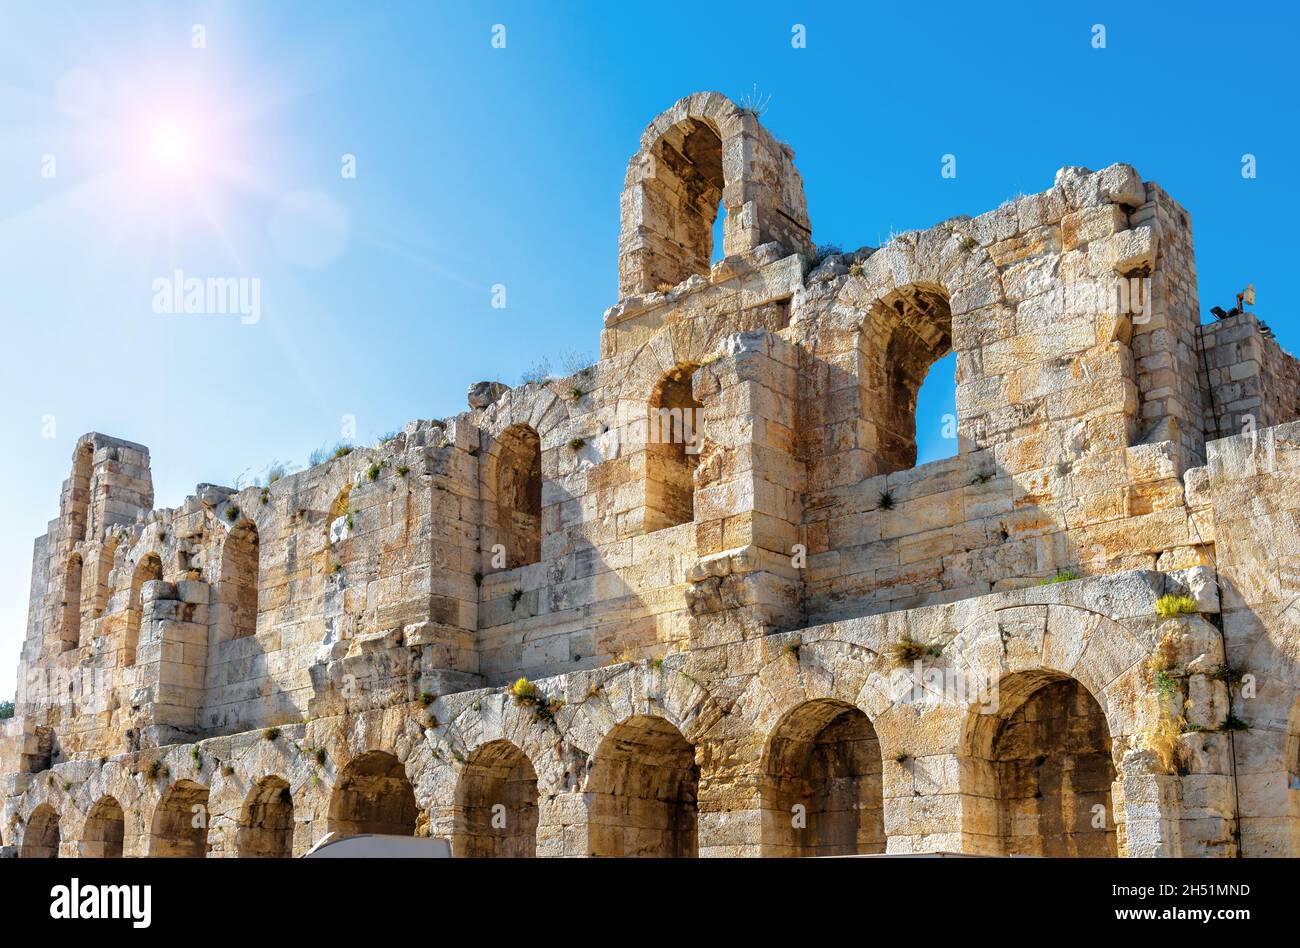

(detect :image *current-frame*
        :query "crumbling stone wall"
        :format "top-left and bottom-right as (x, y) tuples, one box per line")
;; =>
(4, 92), (1300, 859)
(1199, 313), (1300, 441)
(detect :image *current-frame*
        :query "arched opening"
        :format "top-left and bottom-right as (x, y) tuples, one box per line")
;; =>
(80, 796), (125, 857)
(60, 553), (84, 651)
(92, 534), (120, 619)
(124, 553), (162, 666)
(236, 776), (294, 858)
(760, 699), (885, 856)
(492, 424), (541, 569)
(622, 117), (725, 295)
(148, 780), (211, 857)
(963, 673), (1117, 857)
(645, 365), (703, 533)
(216, 520), (260, 643)
(862, 284), (955, 473)
(587, 715), (698, 857)
(327, 751), (418, 838)
(452, 740), (539, 857)
(21, 804), (61, 858)
(68, 442), (92, 542)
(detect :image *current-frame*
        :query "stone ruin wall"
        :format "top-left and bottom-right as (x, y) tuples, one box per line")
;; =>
(3, 91), (1300, 859)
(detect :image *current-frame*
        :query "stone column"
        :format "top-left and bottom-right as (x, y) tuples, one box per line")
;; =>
(686, 331), (805, 647)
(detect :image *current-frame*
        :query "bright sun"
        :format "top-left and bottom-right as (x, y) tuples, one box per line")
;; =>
(153, 126), (188, 163)
(140, 120), (202, 177)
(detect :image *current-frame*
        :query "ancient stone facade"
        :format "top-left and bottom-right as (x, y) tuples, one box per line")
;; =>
(4, 91), (1299, 858)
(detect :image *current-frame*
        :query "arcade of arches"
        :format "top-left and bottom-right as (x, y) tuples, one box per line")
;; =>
(15, 673), (1121, 858)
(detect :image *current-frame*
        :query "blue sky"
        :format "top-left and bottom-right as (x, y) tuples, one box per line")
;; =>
(1, 1), (1296, 695)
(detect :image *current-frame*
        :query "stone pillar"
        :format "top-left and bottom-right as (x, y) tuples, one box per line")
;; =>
(134, 580), (209, 745)
(686, 331), (805, 646)
(1116, 750), (1184, 856)
(536, 790), (588, 857)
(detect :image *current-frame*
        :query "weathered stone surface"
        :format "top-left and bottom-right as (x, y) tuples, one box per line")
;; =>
(467, 380), (509, 410)
(3, 94), (1299, 860)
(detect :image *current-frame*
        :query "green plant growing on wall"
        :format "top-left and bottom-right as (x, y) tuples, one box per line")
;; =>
(264, 726), (281, 741)
(1220, 713), (1249, 732)
(876, 489), (895, 511)
(1038, 570), (1079, 585)
(1155, 670), (1178, 697)
(1156, 594), (1198, 617)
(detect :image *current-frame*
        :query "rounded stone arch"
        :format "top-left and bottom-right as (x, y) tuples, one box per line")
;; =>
(476, 385), (574, 572)
(959, 669), (1118, 857)
(91, 532), (121, 619)
(730, 636), (890, 741)
(489, 423), (542, 569)
(327, 749), (419, 839)
(835, 226), (1009, 471)
(148, 779), (211, 857)
(560, 662), (725, 857)
(944, 602), (1148, 858)
(235, 775), (294, 857)
(21, 803), (62, 858)
(124, 551), (163, 666)
(80, 795), (126, 857)
(438, 693), (575, 799)
(563, 660), (724, 759)
(643, 362), (704, 532)
(619, 91), (812, 297)
(585, 714), (699, 857)
(213, 517), (260, 644)
(451, 739), (539, 857)
(67, 440), (94, 542)
(60, 551), (84, 650)
(943, 602), (1149, 742)
(760, 697), (885, 856)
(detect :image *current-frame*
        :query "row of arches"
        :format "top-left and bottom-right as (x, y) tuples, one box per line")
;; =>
(490, 365), (705, 571)
(16, 672), (1116, 857)
(57, 519), (262, 660)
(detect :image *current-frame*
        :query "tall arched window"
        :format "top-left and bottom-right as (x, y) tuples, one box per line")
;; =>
(862, 283), (955, 473)
(124, 553), (162, 666)
(492, 424), (542, 569)
(61, 553), (83, 650)
(68, 443), (92, 542)
(621, 117), (724, 295)
(217, 520), (260, 643)
(644, 364), (703, 533)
